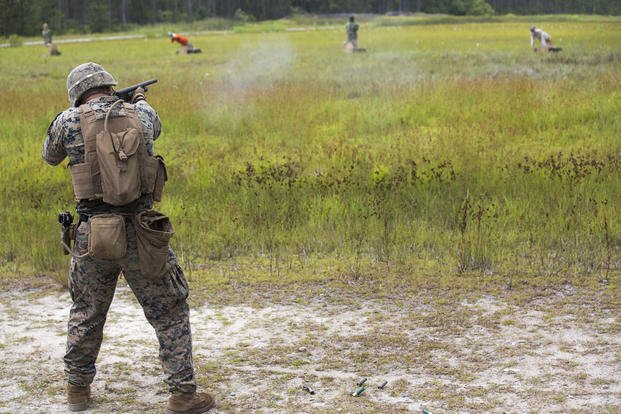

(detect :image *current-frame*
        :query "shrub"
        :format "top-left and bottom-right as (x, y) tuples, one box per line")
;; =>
(8, 34), (22, 47)
(234, 8), (255, 22)
(468, 0), (495, 16)
(452, 0), (495, 16)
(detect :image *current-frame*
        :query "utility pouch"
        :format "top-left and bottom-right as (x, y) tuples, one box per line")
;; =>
(143, 155), (167, 202)
(70, 163), (97, 201)
(88, 214), (127, 261)
(135, 210), (174, 280)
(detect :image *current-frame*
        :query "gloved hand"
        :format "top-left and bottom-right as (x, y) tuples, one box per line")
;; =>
(130, 87), (146, 104)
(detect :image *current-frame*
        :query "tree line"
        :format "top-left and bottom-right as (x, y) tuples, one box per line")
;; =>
(2, 0), (620, 37)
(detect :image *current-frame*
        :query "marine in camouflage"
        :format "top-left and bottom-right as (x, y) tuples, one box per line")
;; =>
(346, 16), (359, 48)
(42, 63), (197, 394)
(42, 23), (52, 46)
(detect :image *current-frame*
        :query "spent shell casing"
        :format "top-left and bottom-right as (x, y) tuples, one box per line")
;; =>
(378, 380), (388, 389)
(351, 386), (365, 397)
(302, 385), (315, 395)
(357, 378), (367, 386)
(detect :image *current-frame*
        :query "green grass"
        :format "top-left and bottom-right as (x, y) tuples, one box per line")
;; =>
(0, 16), (620, 284)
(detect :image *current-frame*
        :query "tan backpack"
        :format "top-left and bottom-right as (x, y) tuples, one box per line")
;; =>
(71, 100), (165, 206)
(96, 99), (144, 205)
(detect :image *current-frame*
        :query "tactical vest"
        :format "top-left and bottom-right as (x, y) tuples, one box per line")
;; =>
(70, 100), (166, 206)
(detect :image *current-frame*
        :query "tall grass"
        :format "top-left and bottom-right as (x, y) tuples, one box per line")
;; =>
(0, 17), (619, 280)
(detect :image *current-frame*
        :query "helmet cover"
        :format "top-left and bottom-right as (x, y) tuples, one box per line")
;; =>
(66, 62), (117, 107)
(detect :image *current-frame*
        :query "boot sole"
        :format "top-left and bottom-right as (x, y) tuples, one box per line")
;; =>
(164, 400), (215, 414)
(68, 401), (89, 411)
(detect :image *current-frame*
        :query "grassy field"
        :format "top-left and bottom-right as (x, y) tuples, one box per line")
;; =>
(0, 15), (620, 286)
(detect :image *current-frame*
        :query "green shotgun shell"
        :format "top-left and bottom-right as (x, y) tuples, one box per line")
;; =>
(352, 386), (365, 397)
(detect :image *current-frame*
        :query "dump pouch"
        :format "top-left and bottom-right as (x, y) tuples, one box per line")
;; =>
(88, 214), (127, 261)
(135, 210), (174, 280)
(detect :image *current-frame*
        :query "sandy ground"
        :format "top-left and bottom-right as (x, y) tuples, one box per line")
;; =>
(0, 278), (619, 413)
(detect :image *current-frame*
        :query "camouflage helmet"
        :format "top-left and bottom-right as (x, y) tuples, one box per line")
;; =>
(66, 62), (117, 107)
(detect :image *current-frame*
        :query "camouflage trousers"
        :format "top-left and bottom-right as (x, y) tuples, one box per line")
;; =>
(65, 216), (196, 393)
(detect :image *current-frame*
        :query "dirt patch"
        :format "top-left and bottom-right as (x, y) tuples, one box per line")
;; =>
(0, 279), (619, 413)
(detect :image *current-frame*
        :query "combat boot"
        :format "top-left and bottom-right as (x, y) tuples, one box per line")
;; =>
(66, 383), (90, 411)
(165, 391), (215, 414)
